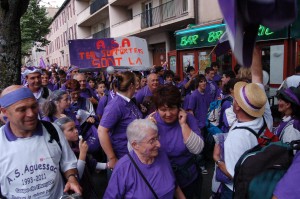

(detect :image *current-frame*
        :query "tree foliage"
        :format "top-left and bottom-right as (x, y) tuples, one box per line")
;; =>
(0, 0), (30, 88)
(21, 0), (52, 56)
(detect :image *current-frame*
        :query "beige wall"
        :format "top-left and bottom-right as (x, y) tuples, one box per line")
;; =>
(198, 0), (223, 24)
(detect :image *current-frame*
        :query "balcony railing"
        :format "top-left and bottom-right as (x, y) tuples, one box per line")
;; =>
(111, 0), (188, 29)
(141, 0), (188, 29)
(90, 0), (108, 15)
(92, 27), (110, 38)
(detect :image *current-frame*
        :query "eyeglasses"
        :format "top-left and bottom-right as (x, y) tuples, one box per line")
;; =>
(140, 136), (160, 146)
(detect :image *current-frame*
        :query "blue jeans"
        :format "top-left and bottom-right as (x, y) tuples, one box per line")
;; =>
(221, 183), (233, 199)
(182, 174), (203, 199)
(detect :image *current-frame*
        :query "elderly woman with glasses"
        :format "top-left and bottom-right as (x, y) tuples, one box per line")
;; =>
(151, 84), (204, 198)
(104, 119), (185, 199)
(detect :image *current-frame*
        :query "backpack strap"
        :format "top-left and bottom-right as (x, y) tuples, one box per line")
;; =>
(41, 87), (49, 99)
(233, 118), (267, 138)
(279, 119), (295, 140)
(41, 120), (62, 150)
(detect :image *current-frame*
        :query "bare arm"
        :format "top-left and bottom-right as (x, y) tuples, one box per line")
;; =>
(175, 186), (186, 199)
(213, 144), (232, 179)
(98, 126), (118, 168)
(251, 47), (263, 84)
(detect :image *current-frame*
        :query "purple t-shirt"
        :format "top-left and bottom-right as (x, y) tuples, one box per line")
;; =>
(187, 89), (211, 129)
(220, 96), (233, 133)
(100, 95), (142, 159)
(205, 80), (218, 102)
(104, 150), (176, 199)
(80, 88), (98, 100)
(273, 152), (300, 199)
(96, 94), (113, 117)
(154, 112), (202, 188)
(135, 86), (152, 105)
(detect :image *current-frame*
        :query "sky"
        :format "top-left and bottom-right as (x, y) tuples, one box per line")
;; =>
(39, 0), (63, 8)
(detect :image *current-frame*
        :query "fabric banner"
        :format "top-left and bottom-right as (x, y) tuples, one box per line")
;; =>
(68, 36), (150, 71)
(39, 57), (46, 69)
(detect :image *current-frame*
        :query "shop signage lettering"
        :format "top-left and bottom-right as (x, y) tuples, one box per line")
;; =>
(258, 25), (274, 36)
(177, 24), (286, 50)
(208, 30), (224, 43)
(180, 35), (199, 46)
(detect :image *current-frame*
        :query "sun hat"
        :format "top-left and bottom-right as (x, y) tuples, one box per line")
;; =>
(277, 86), (300, 106)
(218, 0), (297, 67)
(234, 82), (267, 117)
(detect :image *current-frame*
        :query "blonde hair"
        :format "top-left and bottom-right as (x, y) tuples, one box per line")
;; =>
(236, 67), (251, 82)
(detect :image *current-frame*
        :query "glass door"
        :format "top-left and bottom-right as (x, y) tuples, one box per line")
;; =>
(145, 1), (153, 27)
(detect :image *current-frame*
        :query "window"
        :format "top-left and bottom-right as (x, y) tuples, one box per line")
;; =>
(183, 0), (188, 12)
(144, 1), (153, 27)
(69, 27), (73, 40)
(74, 24), (77, 39)
(198, 51), (211, 74)
(183, 53), (194, 73)
(129, 9), (133, 20)
(69, 5), (72, 17)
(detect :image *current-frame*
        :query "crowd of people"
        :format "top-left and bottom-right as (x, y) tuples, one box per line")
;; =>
(0, 48), (300, 199)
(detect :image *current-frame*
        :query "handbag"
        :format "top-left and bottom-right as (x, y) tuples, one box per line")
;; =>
(127, 154), (159, 199)
(80, 122), (101, 153)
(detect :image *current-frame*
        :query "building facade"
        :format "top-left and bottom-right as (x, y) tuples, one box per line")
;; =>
(45, 0), (222, 68)
(45, 0), (77, 67)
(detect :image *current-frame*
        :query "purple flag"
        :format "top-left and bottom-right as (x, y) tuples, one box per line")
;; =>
(214, 31), (231, 56)
(39, 57), (46, 69)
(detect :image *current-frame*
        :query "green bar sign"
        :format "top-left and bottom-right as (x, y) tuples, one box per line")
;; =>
(176, 25), (288, 50)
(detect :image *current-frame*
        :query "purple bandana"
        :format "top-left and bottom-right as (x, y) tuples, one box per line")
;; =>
(0, 88), (35, 108)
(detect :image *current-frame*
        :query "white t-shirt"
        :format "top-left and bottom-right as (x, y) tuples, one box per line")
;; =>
(0, 123), (77, 198)
(224, 83), (273, 191)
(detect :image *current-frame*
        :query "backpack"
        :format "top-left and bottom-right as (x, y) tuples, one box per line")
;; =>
(233, 140), (300, 199)
(206, 96), (233, 135)
(233, 117), (279, 147)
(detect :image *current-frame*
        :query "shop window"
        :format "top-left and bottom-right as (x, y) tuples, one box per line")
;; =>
(182, 53), (194, 74)
(216, 51), (232, 74)
(269, 45), (284, 86)
(198, 51), (211, 74)
(169, 56), (176, 73)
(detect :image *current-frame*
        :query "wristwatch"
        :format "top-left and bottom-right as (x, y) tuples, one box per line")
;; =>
(66, 173), (79, 181)
(216, 160), (222, 165)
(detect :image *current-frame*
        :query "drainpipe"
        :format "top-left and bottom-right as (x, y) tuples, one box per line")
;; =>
(194, 0), (199, 24)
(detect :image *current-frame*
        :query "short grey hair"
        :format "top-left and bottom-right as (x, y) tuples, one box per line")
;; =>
(73, 73), (85, 81)
(126, 119), (158, 143)
(147, 73), (157, 83)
